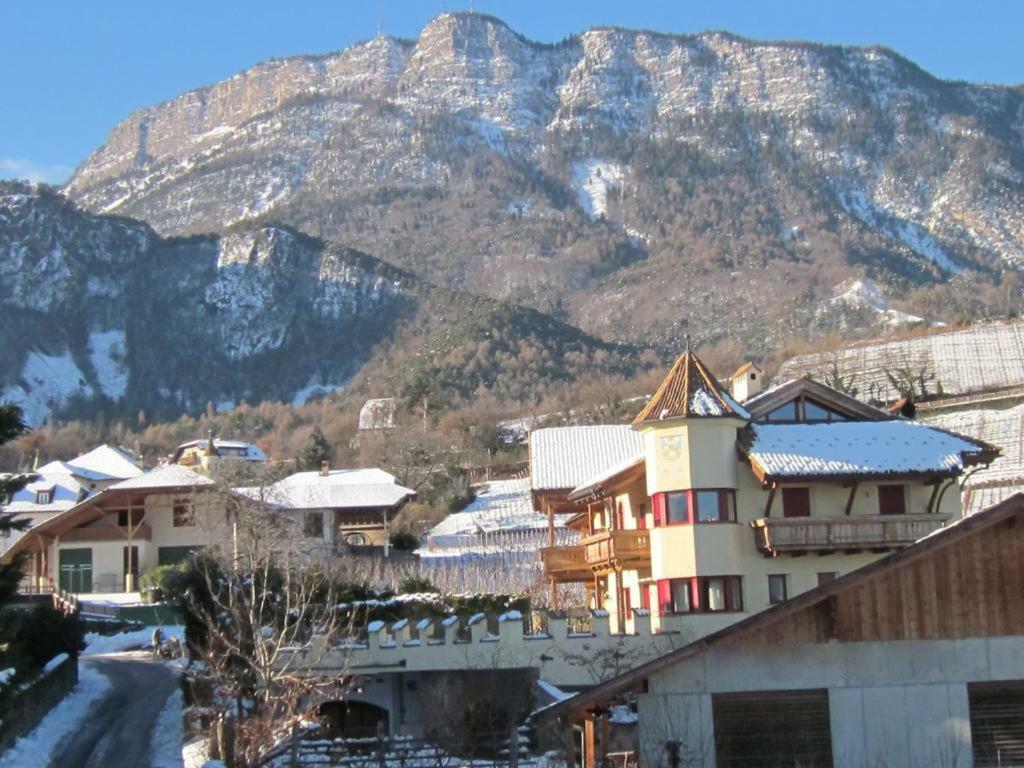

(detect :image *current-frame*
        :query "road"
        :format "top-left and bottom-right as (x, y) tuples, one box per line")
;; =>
(47, 653), (180, 768)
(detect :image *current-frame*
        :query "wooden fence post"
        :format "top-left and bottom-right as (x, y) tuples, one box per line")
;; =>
(221, 712), (236, 768)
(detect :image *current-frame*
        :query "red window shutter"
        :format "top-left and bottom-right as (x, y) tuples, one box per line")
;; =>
(689, 577), (702, 611)
(652, 494), (665, 526)
(657, 580), (671, 614)
(640, 584), (650, 610)
(782, 487), (811, 518)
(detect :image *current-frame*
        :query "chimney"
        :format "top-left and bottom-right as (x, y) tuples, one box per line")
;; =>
(320, 459), (331, 477)
(205, 430), (217, 457)
(730, 362), (764, 403)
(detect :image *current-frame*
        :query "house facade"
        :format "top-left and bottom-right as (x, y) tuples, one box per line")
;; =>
(2, 445), (143, 554)
(4, 464), (225, 593)
(538, 493), (1024, 768)
(171, 437), (267, 475)
(533, 351), (997, 636)
(244, 465), (416, 553)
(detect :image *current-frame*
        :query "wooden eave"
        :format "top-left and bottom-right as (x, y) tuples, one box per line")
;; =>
(535, 492), (1024, 724)
(567, 460), (646, 503)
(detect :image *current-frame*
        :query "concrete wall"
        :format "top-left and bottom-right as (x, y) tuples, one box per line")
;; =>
(638, 635), (1024, 768)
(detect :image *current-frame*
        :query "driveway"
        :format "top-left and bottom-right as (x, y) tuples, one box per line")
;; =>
(47, 653), (181, 768)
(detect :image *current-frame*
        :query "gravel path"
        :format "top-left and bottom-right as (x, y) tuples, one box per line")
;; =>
(47, 654), (181, 768)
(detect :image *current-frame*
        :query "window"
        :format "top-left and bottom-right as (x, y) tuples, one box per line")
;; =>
(666, 492), (690, 524)
(36, 490), (52, 505)
(782, 487), (811, 518)
(696, 490), (736, 522)
(660, 579), (692, 614)
(172, 503), (194, 527)
(659, 577), (743, 614)
(768, 574), (788, 604)
(701, 576), (743, 612)
(303, 511), (324, 538)
(117, 509), (144, 528)
(969, 681), (1024, 767)
(763, 402), (798, 422)
(713, 689), (833, 768)
(817, 572), (837, 586)
(878, 485), (907, 515)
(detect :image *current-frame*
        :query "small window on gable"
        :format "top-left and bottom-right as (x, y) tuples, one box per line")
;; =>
(36, 490), (52, 505)
(750, 372), (757, 380)
(803, 400), (831, 422)
(764, 402), (798, 422)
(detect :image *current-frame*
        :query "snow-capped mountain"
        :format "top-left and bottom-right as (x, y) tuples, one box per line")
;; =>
(0, 182), (636, 425)
(61, 13), (1024, 349)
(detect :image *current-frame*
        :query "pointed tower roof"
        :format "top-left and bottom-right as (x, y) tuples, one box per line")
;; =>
(632, 351), (751, 425)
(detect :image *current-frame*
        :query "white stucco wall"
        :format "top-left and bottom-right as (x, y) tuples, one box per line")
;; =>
(638, 635), (1024, 768)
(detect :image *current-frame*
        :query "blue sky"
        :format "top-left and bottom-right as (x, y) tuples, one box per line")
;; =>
(2, 1), (1022, 185)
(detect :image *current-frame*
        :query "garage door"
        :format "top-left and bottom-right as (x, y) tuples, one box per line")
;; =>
(59, 548), (93, 594)
(969, 681), (1024, 767)
(713, 689), (833, 768)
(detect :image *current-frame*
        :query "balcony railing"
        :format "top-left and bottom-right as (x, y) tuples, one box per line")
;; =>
(58, 524), (153, 543)
(752, 514), (951, 556)
(540, 545), (590, 583)
(582, 529), (651, 572)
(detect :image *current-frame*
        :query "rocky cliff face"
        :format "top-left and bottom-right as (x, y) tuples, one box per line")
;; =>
(0, 182), (637, 425)
(62, 14), (1024, 352)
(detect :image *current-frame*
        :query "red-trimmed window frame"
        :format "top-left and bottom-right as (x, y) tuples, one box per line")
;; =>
(657, 576), (744, 615)
(651, 489), (737, 526)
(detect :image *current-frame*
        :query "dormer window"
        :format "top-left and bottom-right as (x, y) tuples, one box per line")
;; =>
(36, 490), (52, 505)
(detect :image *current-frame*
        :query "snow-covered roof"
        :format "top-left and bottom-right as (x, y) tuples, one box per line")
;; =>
(569, 454), (645, 499)
(243, 468), (415, 510)
(109, 464), (215, 491)
(529, 425), (643, 492)
(63, 444), (142, 480)
(427, 478), (552, 539)
(743, 421), (994, 480)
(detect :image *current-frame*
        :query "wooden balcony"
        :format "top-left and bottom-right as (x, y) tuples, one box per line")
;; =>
(752, 514), (951, 556)
(582, 529), (652, 572)
(59, 524), (152, 543)
(540, 545), (590, 583)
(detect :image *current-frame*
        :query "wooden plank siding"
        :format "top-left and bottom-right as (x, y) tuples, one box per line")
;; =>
(736, 517), (1024, 647)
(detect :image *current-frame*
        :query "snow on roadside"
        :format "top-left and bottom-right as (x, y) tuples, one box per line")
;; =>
(149, 689), (185, 768)
(182, 737), (211, 768)
(0, 664), (111, 768)
(84, 625), (184, 655)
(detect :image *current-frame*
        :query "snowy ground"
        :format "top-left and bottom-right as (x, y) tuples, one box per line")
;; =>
(0, 664), (111, 768)
(150, 689), (185, 768)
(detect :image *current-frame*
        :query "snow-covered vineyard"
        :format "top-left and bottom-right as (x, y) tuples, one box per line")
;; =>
(778, 318), (1024, 403)
(925, 403), (1024, 513)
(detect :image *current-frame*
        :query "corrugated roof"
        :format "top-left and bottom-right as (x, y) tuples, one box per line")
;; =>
(743, 420), (993, 480)
(632, 351), (750, 424)
(529, 425), (643, 491)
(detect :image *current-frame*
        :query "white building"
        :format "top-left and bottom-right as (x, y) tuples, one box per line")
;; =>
(2, 445), (142, 553)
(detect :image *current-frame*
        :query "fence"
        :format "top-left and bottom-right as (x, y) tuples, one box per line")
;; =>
(0, 653), (78, 752)
(253, 729), (540, 768)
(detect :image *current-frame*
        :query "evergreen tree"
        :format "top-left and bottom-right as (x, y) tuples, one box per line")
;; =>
(296, 426), (332, 471)
(0, 404), (33, 602)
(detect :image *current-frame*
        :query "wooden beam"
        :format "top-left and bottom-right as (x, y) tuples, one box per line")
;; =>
(926, 481), (942, 515)
(763, 484), (777, 518)
(844, 482), (859, 517)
